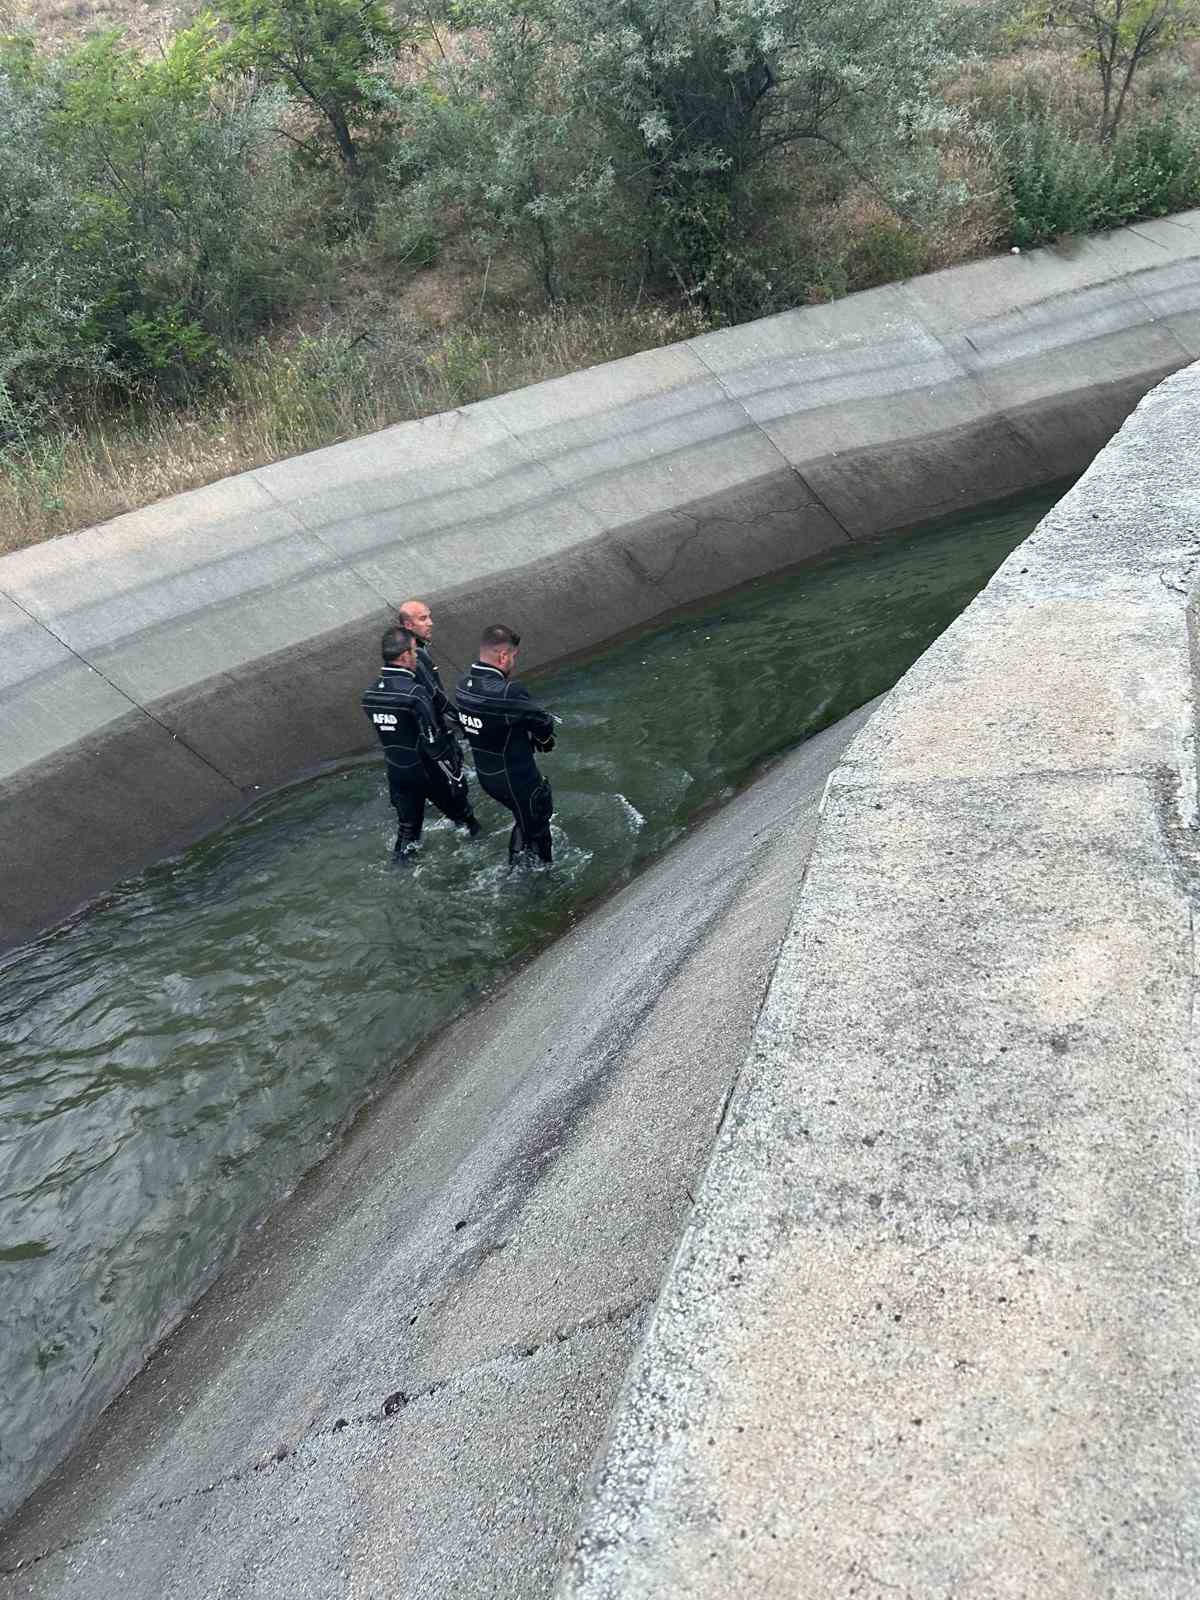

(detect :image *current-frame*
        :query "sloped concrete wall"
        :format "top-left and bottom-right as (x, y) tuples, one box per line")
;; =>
(2, 213), (1200, 951)
(557, 361), (1200, 1598)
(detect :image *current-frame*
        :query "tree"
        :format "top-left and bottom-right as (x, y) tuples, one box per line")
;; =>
(578, 0), (972, 292)
(394, 1), (617, 301)
(398, 0), (974, 305)
(214, 0), (410, 181)
(0, 28), (310, 422)
(0, 65), (121, 436)
(1040, 0), (1200, 141)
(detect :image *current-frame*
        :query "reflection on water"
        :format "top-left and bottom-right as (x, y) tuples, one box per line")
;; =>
(0, 488), (1059, 1516)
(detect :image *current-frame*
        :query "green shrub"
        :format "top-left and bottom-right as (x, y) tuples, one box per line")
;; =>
(1109, 115), (1200, 218)
(0, 32), (316, 430)
(995, 96), (1115, 243)
(370, 210), (442, 270)
(395, 0), (974, 303)
(845, 220), (929, 288)
(0, 70), (123, 430)
(420, 331), (493, 405)
(995, 90), (1200, 246)
(0, 382), (67, 513)
(233, 332), (377, 446)
(212, 0), (413, 187)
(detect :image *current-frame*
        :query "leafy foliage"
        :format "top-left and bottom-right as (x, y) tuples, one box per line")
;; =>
(393, 4), (618, 302)
(994, 86), (1200, 243)
(1032, 0), (1200, 140)
(0, 31), (312, 429)
(396, 0), (977, 308)
(212, 0), (413, 182)
(0, 66), (123, 437)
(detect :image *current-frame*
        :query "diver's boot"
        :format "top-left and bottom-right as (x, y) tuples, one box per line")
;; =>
(392, 824), (421, 864)
(531, 829), (553, 865)
(459, 811), (482, 838)
(507, 823), (525, 869)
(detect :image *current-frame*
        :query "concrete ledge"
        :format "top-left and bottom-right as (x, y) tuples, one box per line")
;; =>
(3, 214), (1200, 949)
(556, 363), (1200, 1596)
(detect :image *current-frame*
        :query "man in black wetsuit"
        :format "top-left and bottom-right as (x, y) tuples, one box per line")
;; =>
(455, 624), (557, 867)
(396, 598), (463, 752)
(362, 625), (481, 861)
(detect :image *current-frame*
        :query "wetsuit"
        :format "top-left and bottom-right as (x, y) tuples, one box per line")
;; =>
(362, 665), (478, 857)
(455, 662), (556, 864)
(414, 640), (464, 769)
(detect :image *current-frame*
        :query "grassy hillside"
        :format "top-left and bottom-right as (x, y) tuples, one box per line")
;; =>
(2, 0), (1197, 551)
(18, 0), (193, 50)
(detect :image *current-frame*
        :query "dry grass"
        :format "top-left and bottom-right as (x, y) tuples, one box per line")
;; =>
(18, 0), (198, 51)
(952, 23), (1200, 136)
(0, 295), (707, 554)
(956, 40), (1105, 130)
(926, 146), (1011, 267)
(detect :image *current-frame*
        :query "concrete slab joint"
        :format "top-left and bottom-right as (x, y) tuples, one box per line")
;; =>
(555, 359), (1200, 1598)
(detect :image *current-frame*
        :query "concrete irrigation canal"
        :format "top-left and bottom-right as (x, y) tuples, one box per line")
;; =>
(0, 492), (1054, 1545)
(1, 214), (1199, 1597)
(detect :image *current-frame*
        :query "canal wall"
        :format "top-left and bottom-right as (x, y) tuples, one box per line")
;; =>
(2, 212), (1200, 951)
(557, 362), (1200, 1596)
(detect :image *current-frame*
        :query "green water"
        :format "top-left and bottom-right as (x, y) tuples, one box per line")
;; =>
(0, 488), (1058, 1519)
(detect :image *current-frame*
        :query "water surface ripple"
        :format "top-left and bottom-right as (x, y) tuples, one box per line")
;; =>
(0, 491), (1056, 1515)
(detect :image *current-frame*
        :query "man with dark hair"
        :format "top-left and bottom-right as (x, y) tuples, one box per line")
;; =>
(362, 625), (481, 861)
(455, 625), (558, 867)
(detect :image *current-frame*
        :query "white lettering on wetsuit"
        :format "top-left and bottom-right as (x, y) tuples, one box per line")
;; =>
(372, 713), (398, 727)
(459, 714), (484, 733)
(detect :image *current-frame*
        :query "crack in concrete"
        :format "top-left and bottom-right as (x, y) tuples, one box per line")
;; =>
(461, 397), (611, 557)
(1125, 224), (1171, 252)
(0, 584), (242, 797)
(913, 315), (1067, 490)
(246, 472), (398, 614)
(360, 1293), (651, 1428)
(1150, 763), (1200, 898)
(650, 481), (841, 587)
(0, 1295), (651, 1579)
(826, 762), (1176, 798)
(1122, 265), (1197, 368)
(684, 341), (856, 548)
(1186, 906), (1200, 1240)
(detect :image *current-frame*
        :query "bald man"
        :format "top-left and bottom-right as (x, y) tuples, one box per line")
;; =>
(396, 598), (463, 755)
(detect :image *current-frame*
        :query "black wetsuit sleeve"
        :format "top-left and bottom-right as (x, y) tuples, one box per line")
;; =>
(505, 679), (556, 741)
(427, 661), (464, 735)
